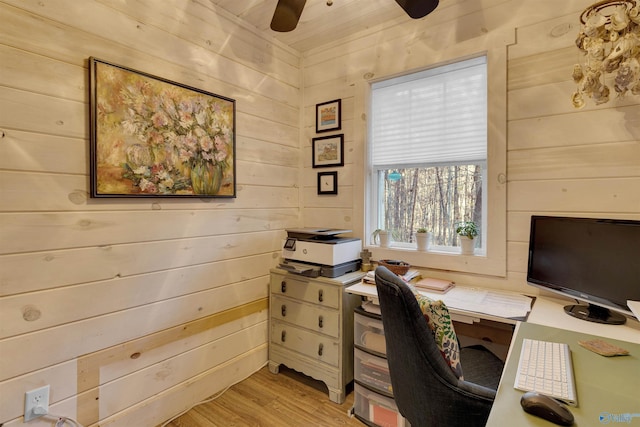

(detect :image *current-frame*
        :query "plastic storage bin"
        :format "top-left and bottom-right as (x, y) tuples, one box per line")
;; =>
(354, 308), (387, 355)
(353, 383), (410, 427)
(354, 347), (393, 395)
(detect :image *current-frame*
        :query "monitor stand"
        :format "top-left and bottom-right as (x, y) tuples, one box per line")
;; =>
(564, 304), (627, 325)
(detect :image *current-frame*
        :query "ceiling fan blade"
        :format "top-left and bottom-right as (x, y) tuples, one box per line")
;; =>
(270, 0), (307, 32)
(395, 0), (439, 19)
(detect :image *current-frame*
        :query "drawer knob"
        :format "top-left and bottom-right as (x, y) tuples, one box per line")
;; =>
(281, 330), (286, 342)
(318, 316), (323, 328)
(281, 305), (287, 317)
(318, 289), (323, 302)
(281, 280), (287, 293)
(318, 343), (323, 356)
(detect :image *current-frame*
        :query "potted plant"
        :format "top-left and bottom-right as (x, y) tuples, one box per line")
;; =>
(372, 229), (393, 248)
(415, 227), (430, 251)
(455, 221), (478, 255)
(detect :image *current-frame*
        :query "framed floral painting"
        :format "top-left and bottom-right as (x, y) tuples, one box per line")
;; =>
(89, 57), (236, 198)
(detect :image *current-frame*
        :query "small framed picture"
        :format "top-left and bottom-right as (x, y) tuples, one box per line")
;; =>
(312, 134), (344, 168)
(315, 99), (341, 133)
(317, 171), (338, 195)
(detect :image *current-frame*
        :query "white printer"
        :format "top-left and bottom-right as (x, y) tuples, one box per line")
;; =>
(279, 228), (362, 277)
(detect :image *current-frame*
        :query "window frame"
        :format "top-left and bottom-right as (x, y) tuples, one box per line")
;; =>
(362, 47), (507, 277)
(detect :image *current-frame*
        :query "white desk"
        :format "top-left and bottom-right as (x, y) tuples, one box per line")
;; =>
(347, 281), (640, 342)
(346, 281), (532, 325)
(527, 295), (640, 344)
(346, 281), (532, 360)
(347, 281), (640, 359)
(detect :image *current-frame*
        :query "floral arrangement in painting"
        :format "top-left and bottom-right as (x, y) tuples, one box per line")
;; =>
(92, 59), (235, 197)
(119, 86), (233, 195)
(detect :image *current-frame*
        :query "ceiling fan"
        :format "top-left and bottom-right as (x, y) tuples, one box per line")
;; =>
(270, 0), (440, 32)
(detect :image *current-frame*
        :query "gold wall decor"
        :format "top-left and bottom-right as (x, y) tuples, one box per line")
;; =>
(572, 0), (640, 108)
(89, 58), (237, 198)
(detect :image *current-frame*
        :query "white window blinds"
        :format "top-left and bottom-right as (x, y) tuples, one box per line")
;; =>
(371, 56), (487, 167)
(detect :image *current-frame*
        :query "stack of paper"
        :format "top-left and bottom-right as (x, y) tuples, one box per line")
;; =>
(434, 287), (533, 319)
(363, 270), (376, 284)
(361, 300), (381, 315)
(402, 269), (421, 282)
(628, 301), (640, 321)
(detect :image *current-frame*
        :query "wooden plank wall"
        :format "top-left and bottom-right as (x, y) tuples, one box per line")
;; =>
(301, 0), (640, 291)
(0, 0), (301, 425)
(2, 0), (639, 425)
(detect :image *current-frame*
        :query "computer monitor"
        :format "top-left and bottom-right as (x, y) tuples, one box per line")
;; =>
(527, 216), (640, 325)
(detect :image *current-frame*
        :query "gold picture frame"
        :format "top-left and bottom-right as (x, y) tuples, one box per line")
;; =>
(89, 57), (236, 198)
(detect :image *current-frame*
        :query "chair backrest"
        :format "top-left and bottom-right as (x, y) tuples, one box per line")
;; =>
(374, 266), (495, 427)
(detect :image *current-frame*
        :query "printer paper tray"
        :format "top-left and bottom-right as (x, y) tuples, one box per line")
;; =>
(279, 259), (360, 278)
(278, 260), (321, 277)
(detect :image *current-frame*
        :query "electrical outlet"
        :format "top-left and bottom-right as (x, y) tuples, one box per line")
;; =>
(24, 385), (50, 421)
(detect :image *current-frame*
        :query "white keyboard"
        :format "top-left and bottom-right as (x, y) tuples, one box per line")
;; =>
(514, 338), (578, 406)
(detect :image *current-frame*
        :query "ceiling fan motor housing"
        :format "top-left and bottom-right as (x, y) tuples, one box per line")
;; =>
(395, 0), (440, 19)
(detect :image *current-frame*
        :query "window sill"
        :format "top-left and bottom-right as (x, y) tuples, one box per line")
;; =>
(365, 245), (505, 277)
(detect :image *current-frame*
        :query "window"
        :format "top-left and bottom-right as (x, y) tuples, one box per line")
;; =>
(370, 56), (487, 253)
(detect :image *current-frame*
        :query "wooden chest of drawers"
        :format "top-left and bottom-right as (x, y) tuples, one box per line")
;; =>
(268, 268), (364, 404)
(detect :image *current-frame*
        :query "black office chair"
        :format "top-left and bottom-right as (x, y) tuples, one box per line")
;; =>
(374, 266), (505, 427)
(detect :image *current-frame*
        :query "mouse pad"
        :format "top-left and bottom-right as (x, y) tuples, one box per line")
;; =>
(578, 339), (630, 357)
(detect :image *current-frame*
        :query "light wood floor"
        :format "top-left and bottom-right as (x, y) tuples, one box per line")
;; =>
(162, 366), (364, 426)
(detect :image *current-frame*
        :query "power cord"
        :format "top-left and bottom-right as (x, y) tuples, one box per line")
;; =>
(159, 387), (230, 427)
(25, 363), (267, 427)
(160, 361), (268, 427)
(30, 405), (84, 427)
(52, 415), (84, 427)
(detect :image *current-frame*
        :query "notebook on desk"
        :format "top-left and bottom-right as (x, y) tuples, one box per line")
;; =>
(414, 277), (455, 293)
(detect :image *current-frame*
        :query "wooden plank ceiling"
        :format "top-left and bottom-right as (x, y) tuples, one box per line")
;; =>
(208, 0), (413, 52)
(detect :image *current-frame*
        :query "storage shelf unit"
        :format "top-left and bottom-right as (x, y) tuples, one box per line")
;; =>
(268, 268), (364, 404)
(352, 306), (411, 427)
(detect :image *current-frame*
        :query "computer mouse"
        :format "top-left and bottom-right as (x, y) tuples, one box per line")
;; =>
(520, 391), (574, 426)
